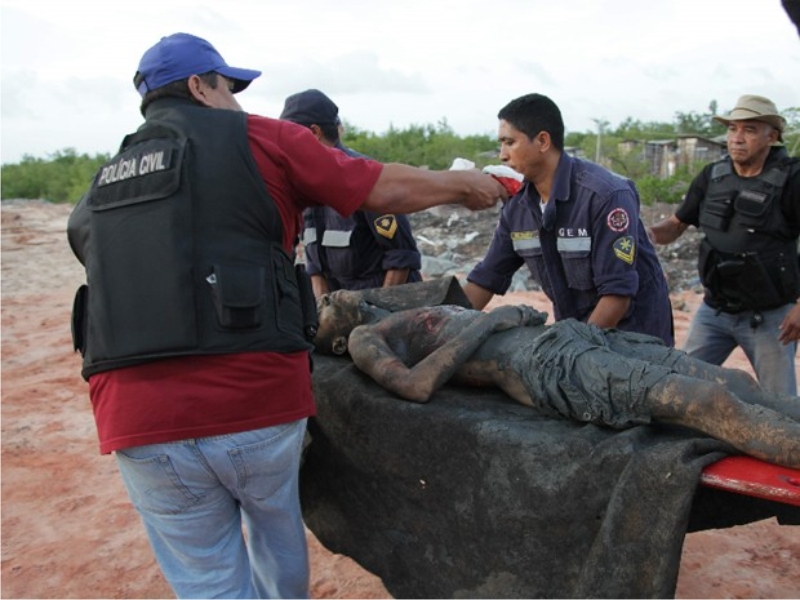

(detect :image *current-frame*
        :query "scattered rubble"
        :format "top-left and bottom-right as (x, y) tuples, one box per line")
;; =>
(410, 201), (704, 296)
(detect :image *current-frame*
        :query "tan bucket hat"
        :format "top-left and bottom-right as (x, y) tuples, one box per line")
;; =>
(713, 94), (786, 141)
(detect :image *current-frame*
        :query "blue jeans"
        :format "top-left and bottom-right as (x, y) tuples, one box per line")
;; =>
(115, 420), (309, 599)
(683, 302), (797, 395)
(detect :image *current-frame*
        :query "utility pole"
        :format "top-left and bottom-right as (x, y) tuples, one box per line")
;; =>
(593, 118), (609, 164)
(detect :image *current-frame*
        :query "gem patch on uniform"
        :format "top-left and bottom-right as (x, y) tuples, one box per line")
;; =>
(613, 236), (635, 264)
(606, 208), (630, 232)
(375, 215), (398, 239)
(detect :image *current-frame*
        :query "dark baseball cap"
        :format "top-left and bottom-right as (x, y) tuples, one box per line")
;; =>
(280, 89), (339, 126)
(134, 33), (261, 97)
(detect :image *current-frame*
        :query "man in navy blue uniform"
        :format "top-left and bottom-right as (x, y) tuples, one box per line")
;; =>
(280, 89), (423, 298)
(465, 93), (674, 346)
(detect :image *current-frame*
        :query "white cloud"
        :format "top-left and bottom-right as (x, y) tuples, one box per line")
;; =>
(1, 0), (798, 163)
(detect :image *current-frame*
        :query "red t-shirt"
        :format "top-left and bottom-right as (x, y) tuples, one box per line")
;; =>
(90, 115), (383, 454)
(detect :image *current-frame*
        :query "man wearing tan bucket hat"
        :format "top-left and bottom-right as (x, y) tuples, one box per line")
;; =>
(649, 94), (800, 395)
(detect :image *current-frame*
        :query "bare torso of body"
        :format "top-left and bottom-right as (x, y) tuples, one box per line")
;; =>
(367, 305), (545, 406)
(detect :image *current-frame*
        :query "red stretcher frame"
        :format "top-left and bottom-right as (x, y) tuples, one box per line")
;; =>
(700, 456), (800, 507)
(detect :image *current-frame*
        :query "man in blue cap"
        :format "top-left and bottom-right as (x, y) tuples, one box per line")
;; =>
(281, 89), (423, 297)
(67, 33), (507, 599)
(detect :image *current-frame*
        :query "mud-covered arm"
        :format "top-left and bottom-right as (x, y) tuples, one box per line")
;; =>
(348, 305), (541, 403)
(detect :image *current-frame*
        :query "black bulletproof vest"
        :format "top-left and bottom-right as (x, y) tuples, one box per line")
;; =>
(70, 99), (310, 380)
(697, 156), (800, 311)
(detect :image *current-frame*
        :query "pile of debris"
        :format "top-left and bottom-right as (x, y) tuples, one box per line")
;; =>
(409, 201), (704, 295)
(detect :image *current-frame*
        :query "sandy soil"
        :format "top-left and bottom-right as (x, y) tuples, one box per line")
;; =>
(1, 200), (798, 599)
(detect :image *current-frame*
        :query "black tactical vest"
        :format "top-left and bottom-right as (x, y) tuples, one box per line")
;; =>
(69, 99), (311, 380)
(697, 156), (800, 312)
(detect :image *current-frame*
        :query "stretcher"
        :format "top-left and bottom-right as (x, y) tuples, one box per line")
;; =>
(700, 456), (800, 507)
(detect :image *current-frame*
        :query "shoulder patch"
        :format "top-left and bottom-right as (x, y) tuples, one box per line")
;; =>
(606, 208), (629, 232)
(510, 230), (537, 241)
(613, 236), (635, 265)
(375, 214), (398, 239)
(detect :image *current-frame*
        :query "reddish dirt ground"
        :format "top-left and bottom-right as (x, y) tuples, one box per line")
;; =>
(2, 200), (798, 598)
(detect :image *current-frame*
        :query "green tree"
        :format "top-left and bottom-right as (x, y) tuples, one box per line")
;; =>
(674, 100), (726, 137)
(1, 148), (109, 203)
(611, 118), (677, 139)
(635, 166), (697, 206)
(345, 119), (497, 169)
(3, 101), (795, 207)
(783, 107), (800, 156)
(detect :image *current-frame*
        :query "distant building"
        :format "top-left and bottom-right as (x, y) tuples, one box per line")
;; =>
(617, 135), (726, 178)
(675, 134), (727, 170)
(647, 140), (678, 178)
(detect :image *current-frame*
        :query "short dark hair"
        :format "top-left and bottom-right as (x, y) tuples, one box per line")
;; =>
(498, 93), (565, 150)
(317, 122), (340, 144)
(135, 71), (220, 116)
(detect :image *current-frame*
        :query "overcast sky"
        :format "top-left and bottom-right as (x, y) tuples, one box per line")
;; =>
(1, 0), (798, 164)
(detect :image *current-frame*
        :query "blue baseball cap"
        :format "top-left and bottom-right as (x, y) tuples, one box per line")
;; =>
(134, 33), (261, 97)
(280, 89), (339, 126)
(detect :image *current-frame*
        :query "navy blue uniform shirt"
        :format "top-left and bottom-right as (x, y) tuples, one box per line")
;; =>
(303, 142), (422, 291)
(468, 153), (674, 346)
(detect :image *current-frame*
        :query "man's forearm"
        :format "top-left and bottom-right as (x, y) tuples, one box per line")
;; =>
(587, 295), (631, 329)
(463, 281), (494, 310)
(647, 215), (689, 245)
(382, 268), (410, 287)
(310, 274), (330, 299)
(362, 164), (507, 214)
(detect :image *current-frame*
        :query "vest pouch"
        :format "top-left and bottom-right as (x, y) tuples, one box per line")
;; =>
(713, 254), (783, 311)
(737, 253), (784, 309)
(715, 258), (746, 300)
(71, 284), (88, 354)
(706, 256), (750, 311)
(207, 264), (265, 329)
(699, 240), (741, 309)
(698, 194), (734, 232)
(296, 264), (319, 341)
(734, 189), (770, 217)
(697, 238), (715, 286)
(733, 189), (773, 231)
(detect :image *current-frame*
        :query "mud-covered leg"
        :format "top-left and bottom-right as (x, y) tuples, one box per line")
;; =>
(669, 354), (800, 422)
(646, 374), (800, 469)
